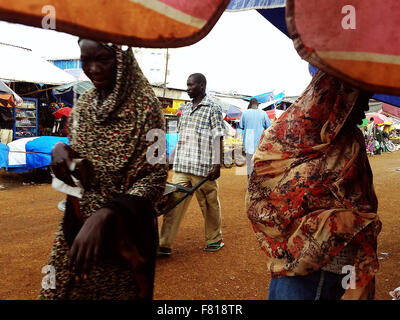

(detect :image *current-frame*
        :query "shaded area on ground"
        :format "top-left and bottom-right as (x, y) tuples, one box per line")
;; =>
(0, 152), (400, 300)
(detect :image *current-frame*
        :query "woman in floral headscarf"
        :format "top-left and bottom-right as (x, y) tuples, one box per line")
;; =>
(247, 70), (381, 300)
(39, 39), (168, 300)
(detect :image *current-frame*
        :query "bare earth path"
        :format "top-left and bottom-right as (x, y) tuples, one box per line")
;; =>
(1, 151), (400, 300)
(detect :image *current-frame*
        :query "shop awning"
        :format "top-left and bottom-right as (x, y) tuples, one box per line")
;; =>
(210, 95), (250, 112)
(0, 43), (77, 85)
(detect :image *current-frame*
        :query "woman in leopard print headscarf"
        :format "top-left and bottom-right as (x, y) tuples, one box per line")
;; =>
(39, 39), (168, 300)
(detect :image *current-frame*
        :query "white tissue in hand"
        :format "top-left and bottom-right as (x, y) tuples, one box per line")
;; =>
(51, 174), (84, 199)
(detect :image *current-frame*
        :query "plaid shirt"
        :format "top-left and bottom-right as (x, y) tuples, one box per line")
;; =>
(173, 94), (225, 177)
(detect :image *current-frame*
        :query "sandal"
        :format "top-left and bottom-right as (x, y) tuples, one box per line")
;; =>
(204, 241), (224, 252)
(157, 247), (172, 257)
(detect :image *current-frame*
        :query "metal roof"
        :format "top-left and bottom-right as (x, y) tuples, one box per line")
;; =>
(0, 43), (77, 85)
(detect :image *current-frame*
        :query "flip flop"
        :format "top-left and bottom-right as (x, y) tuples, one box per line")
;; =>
(204, 241), (224, 252)
(157, 247), (171, 257)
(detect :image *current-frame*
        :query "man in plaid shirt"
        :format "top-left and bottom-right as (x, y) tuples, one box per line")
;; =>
(158, 73), (225, 256)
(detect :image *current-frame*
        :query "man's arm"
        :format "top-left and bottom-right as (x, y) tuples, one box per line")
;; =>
(207, 104), (225, 180)
(239, 113), (245, 129)
(207, 136), (222, 181)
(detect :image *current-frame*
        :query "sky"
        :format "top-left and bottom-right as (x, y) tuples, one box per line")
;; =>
(0, 10), (312, 97)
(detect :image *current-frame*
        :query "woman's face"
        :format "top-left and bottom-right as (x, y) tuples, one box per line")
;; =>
(79, 39), (117, 95)
(345, 92), (372, 127)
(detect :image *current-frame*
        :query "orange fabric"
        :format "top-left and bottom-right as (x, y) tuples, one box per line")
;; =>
(0, 0), (230, 47)
(0, 93), (15, 108)
(286, 0), (400, 95)
(323, 59), (400, 90)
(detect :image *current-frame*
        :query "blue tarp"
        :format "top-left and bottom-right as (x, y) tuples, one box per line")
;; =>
(372, 94), (400, 108)
(248, 91), (274, 103)
(1, 134), (178, 171)
(0, 143), (9, 168)
(166, 133), (178, 159)
(26, 136), (69, 170)
(227, 0), (288, 36)
(227, 0), (285, 11)
(0, 136), (69, 172)
(226, 105), (242, 118)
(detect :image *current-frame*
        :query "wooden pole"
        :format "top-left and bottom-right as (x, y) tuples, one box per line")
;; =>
(163, 48), (169, 99)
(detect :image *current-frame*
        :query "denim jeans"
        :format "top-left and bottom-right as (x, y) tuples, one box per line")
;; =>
(268, 270), (346, 300)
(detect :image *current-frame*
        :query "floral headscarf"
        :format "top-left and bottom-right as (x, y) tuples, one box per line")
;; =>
(247, 70), (381, 299)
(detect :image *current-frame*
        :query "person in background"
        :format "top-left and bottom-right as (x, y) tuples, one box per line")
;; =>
(374, 123), (385, 154)
(365, 117), (375, 156)
(239, 98), (271, 177)
(39, 39), (168, 300)
(246, 70), (381, 300)
(0, 106), (15, 144)
(158, 73), (226, 257)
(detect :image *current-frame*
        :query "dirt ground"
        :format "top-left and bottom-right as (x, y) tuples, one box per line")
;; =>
(1, 151), (400, 300)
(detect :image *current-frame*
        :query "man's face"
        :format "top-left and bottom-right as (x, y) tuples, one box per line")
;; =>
(186, 76), (204, 99)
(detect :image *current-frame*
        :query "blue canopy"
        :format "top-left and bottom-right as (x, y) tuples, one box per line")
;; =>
(371, 94), (400, 108)
(227, 0), (288, 36)
(247, 91), (274, 103)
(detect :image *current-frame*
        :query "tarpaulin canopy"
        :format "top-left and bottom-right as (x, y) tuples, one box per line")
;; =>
(247, 91), (285, 108)
(309, 63), (400, 109)
(229, 0), (400, 107)
(211, 95), (244, 120)
(0, 0), (230, 48)
(53, 80), (94, 96)
(0, 142), (8, 168)
(0, 80), (23, 107)
(224, 105), (242, 120)
(286, 0), (400, 95)
(373, 94), (400, 109)
(227, 0), (288, 36)
(1, 136), (69, 171)
(0, 43), (77, 85)
(247, 91), (274, 104)
(382, 103), (400, 119)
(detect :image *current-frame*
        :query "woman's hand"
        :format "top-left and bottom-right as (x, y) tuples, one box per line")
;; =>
(50, 142), (76, 186)
(68, 208), (116, 276)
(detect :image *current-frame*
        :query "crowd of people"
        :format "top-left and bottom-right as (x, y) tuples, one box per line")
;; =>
(41, 39), (384, 301)
(362, 118), (399, 155)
